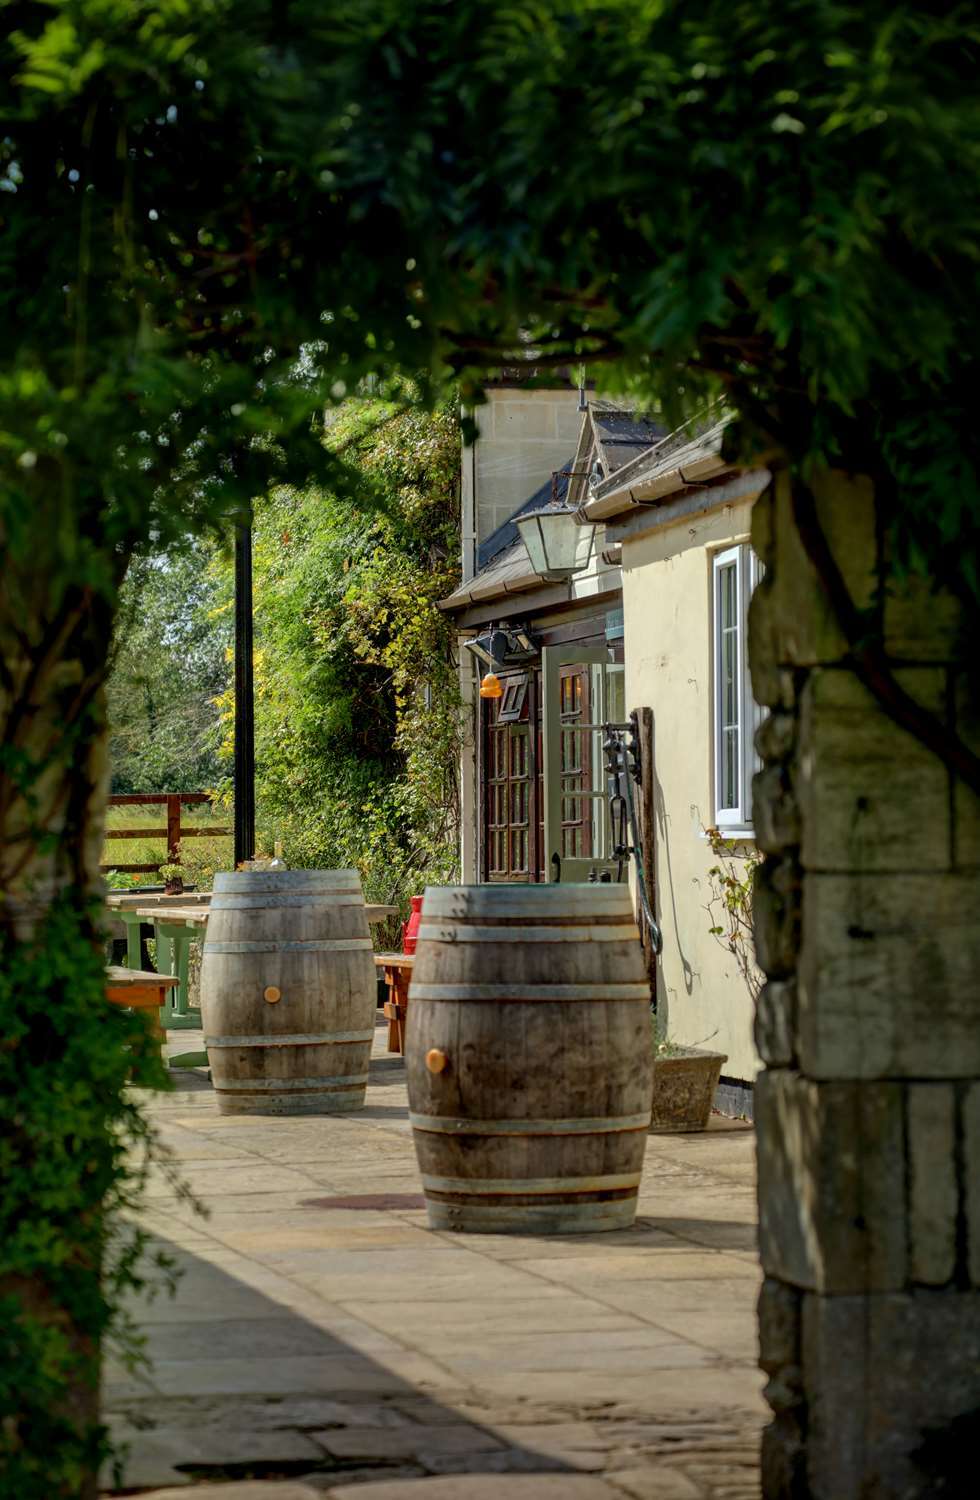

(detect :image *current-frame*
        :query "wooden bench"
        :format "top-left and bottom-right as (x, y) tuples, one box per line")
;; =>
(374, 952), (414, 1054)
(105, 966), (180, 1064)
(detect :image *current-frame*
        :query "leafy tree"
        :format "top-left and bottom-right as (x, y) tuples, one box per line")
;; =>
(218, 397), (462, 907)
(2, 1), (978, 1493)
(107, 541), (228, 794)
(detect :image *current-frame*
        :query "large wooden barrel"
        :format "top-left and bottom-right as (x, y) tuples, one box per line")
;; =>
(199, 869), (376, 1115)
(406, 884), (653, 1234)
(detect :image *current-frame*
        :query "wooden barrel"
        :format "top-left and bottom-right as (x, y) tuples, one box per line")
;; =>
(199, 869), (376, 1115)
(406, 884), (653, 1234)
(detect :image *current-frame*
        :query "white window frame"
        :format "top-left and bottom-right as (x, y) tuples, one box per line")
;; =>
(712, 543), (762, 833)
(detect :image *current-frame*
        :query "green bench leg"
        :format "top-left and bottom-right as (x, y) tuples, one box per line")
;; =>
(123, 912), (143, 970)
(154, 923), (202, 1030)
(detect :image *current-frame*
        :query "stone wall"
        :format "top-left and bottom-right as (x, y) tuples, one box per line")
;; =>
(748, 469), (980, 1497)
(471, 388), (583, 544)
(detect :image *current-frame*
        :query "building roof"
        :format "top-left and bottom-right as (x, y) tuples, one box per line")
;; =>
(578, 407), (732, 521)
(591, 407), (667, 475)
(439, 536), (541, 611)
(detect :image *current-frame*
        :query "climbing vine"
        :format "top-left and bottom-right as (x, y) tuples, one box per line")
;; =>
(704, 826), (764, 1004)
(0, 903), (189, 1497)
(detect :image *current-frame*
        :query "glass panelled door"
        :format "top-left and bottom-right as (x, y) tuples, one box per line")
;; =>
(542, 644), (625, 883)
(558, 664), (593, 865)
(485, 688), (532, 882)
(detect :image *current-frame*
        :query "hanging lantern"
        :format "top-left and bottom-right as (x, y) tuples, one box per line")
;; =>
(516, 501), (597, 583)
(479, 671), (503, 699)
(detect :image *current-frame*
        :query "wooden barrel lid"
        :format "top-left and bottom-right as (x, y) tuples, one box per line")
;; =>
(213, 869), (363, 895)
(421, 883), (634, 920)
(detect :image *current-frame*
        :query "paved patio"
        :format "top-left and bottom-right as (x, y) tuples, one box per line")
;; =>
(108, 1023), (765, 1499)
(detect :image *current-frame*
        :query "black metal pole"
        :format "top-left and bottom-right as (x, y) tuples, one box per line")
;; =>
(234, 523), (255, 867)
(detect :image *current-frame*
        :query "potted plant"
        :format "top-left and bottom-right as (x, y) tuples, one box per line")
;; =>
(158, 862), (185, 896)
(650, 1028), (729, 1133)
(644, 826), (760, 1131)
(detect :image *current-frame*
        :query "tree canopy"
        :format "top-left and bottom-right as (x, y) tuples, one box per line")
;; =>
(107, 542), (228, 793)
(3, 1), (978, 597)
(220, 396), (462, 906)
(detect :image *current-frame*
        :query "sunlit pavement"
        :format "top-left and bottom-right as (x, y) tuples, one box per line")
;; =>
(106, 1024), (764, 1499)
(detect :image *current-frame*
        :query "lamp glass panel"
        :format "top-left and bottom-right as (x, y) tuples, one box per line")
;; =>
(536, 510), (581, 573)
(464, 635), (495, 666)
(517, 508), (597, 578)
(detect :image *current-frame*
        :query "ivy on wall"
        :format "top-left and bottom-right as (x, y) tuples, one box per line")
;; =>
(0, 903), (185, 1496)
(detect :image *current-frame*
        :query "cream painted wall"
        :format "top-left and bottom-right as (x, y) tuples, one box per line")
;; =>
(621, 495), (763, 1081)
(473, 389), (584, 543)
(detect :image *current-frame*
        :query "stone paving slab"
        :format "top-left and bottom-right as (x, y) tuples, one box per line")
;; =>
(140, 1488), (321, 1500)
(325, 1478), (624, 1499)
(105, 1025), (763, 1496)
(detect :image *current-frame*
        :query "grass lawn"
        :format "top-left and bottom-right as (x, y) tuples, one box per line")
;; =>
(102, 800), (233, 888)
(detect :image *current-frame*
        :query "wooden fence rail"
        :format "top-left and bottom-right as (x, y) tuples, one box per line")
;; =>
(102, 792), (231, 874)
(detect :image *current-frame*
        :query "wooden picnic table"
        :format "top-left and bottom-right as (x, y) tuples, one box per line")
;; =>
(106, 890), (212, 905)
(126, 904), (210, 1030)
(374, 952), (415, 1054)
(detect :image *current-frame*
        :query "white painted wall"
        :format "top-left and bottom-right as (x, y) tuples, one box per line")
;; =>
(620, 495), (763, 1081)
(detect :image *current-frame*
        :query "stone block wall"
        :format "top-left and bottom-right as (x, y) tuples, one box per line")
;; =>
(748, 470), (980, 1498)
(471, 388), (584, 543)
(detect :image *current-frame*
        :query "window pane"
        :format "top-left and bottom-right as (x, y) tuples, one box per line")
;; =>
(607, 666), (625, 723)
(722, 624), (737, 728)
(717, 558), (740, 812)
(721, 558), (736, 625)
(723, 726), (738, 809)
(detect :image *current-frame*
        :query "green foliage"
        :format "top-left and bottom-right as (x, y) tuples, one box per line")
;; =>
(4, 1), (976, 606)
(107, 543), (229, 794)
(219, 395), (463, 912)
(0, 900), (186, 1497)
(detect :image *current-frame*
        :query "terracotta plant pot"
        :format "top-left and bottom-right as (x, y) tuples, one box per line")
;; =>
(650, 1046), (728, 1133)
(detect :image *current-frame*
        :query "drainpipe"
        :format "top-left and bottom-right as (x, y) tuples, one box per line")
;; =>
(461, 406), (478, 582)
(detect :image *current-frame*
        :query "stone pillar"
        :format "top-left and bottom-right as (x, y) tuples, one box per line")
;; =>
(749, 469), (980, 1498)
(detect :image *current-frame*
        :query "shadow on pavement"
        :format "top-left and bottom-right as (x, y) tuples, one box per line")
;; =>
(104, 1233), (572, 1492)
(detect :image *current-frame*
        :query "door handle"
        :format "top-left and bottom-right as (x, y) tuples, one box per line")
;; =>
(551, 852), (561, 883)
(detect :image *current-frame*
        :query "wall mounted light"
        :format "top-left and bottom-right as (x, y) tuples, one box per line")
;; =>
(463, 633), (498, 669)
(463, 625), (540, 668)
